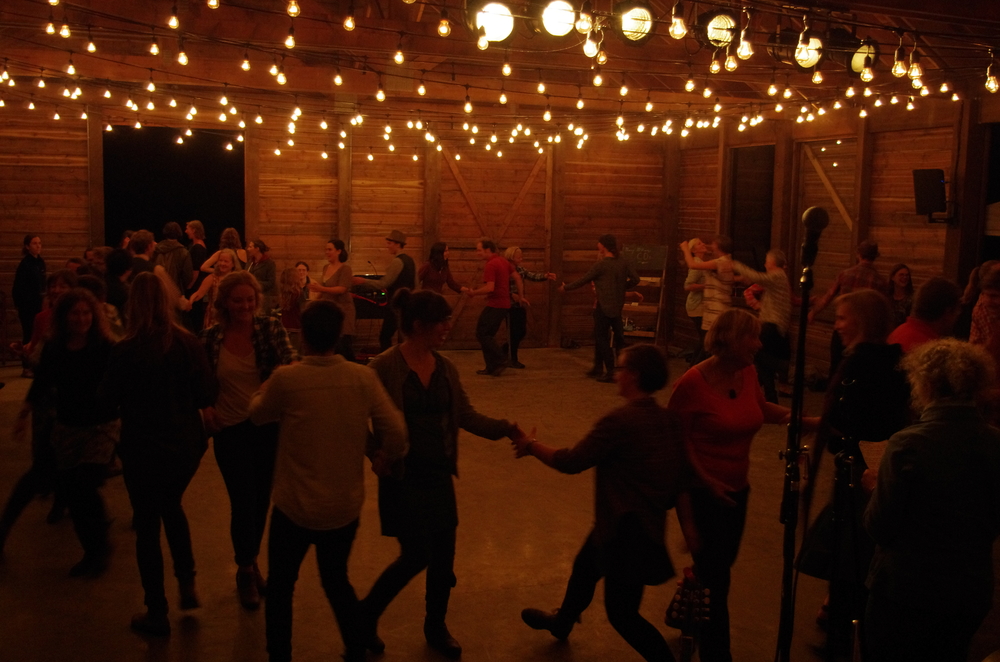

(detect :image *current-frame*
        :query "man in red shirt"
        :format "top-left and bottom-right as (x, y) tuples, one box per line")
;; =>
(464, 239), (523, 376)
(887, 277), (961, 353)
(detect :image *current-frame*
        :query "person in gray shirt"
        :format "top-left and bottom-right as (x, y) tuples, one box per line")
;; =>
(560, 234), (640, 382)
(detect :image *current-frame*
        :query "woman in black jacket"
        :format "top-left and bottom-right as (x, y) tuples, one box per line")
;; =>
(102, 273), (218, 637)
(12, 234), (45, 375)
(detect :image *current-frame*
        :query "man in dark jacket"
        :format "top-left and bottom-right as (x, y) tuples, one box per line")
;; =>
(153, 222), (193, 294)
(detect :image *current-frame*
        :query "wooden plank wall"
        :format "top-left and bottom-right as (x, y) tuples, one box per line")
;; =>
(0, 113), (91, 339)
(671, 145), (719, 351)
(869, 126), (953, 283)
(254, 124), (338, 279)
(559, 136), (665, 344)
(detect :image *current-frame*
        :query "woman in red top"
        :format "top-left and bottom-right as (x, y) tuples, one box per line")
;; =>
(668, 309), (817, 662)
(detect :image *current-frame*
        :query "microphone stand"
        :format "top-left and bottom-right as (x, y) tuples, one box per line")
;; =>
(775, 208), (826, 662)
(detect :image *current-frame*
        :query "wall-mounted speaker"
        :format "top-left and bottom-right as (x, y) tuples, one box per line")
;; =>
(913, 169), (947, 217)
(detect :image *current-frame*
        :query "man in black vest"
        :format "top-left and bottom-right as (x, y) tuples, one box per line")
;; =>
(375, 230), (416, 351)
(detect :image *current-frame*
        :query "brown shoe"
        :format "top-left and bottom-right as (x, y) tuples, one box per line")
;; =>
(236, 569), (260, 610)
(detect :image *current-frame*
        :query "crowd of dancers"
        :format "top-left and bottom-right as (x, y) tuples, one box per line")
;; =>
(2, 226), (1000, 662)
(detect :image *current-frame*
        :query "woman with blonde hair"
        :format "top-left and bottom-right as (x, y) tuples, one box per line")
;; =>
(184, 248), (241, 329)
(200, 227), (249, 272)
(101, 272), (217, 636)
(865, 339), (1000, 661)
(667, 308), (812, 662)
(200, 270), (295, 609)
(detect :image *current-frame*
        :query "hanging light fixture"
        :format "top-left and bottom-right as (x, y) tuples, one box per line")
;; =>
(477, 25), (490, 50)
(537, 70), (546, 94)
(592, 64), (603, 86)
(736, 8), (754, 59)
(725, 44), (738, 71)
(438, 9), (452, 37)
(709, 51), (722, 74)
(177, 39), (189, 65)
(908, 39), (924, 80)
(669, 1), (687, 39)
(334, 68), (344, 86)
(577, 87), (585, 109)
(499, 86), (507, 104)
(892, 33), (907, 77)
(464, 86), (473, 113)
(86, 29), (96, 52)
(697, 10), (736, 49)
(583, 30), (600, 58)
(149, 36), (160, 55)
(168, 3), (179, 28)
(285, 22), (296, 48)
(207, 0), (220, 8)
(344, 3), (356, 30)
(376, 79), (386, 102)
(860, 55), (874, 82)
(287, 0), (300, 17)
(502, 53), (512, 76)
(987, 54), (999, 94)
(66, 55), (76, 76)
(576, 1), (594, 34)
(540, 0), (576, 36)
(615, 1), (655, 45)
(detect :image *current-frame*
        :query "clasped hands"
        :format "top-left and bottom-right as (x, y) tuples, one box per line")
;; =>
(509, 423), (538, 459)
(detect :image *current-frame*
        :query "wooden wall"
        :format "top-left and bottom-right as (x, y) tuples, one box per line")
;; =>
(0, 115), (91, 340)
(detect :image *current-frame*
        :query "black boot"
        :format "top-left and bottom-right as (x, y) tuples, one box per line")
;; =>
(521, 607), (577, 640)
(424, 618), (462, 659)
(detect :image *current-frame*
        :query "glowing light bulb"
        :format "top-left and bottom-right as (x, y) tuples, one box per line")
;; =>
(320, 118), (328, 130)
(335, 70), (344, 86)
(53, 111), (60, 120)
(646, 101), (653, 112)
(285, 26), (295, 49)
(874, 96), (883, 107)
(702, 86), (712, 99)
(177, 50), (189, 66)
(911, 77), (923, 90)
(737, 36), (753, 60)
(685, 78), (695, 93)
(208, 0), (219, 8)
(189, 104), (197, 115)
(437, 12), (451, 37)
(713, 101), (722, 112)
(150, 39), (160, 55)
(725, 54), (738, 71)
(176, 135), (184, 144)
(775, 103), (784, 112)
(892, 46), (907, 77)
(537, 81), (546, 94)
(952, 92), (960, 101)
(544, 106), (552, 121)
(147, 100), (155, 110)
(783, 87), (793, 99)
(87, 38), (96, 53)
(940, 82), (950, 93)
(376, 86), (385, 102)
(920, 86), (929, 97)
(767, 83), (778, 96)
(60, 24), (71, 38)
(593, 69), (603, 87)
(287, 0), (300, 17)
(669, 2), (687, 39)
(583, 33), (599, 58)
(321, 150), (328, 159)
(105, 124), (112, 131)
(812, 69), (823, 84)
(709, 58), (721, 74)
(477, 27), (489, 51)
(908, 52), (923, 79)
(242, 54), (251, 71)
(859, 107), (867, 117)
(277, 68), (287, 85)
(344, 13), (355, 31)
(464, 96), (473, 113)
(135, 119), (142, 128)
(907, 98), (915, 110)
(225, 143), (233, 151)
(104, 89), (111, 98)
(46, 18), (56, 35)
(67, 59), (76, 76)
(860, 56), (874, 83)
(499, 91), (507, 105)
(863, 87), (873, 97)
(577, 96), (584, 110)
(168, 5), (179, 29)
(845, 86), (856, 98)
(620, 83), (628, 96)
(255, 114), (263, 124)
(219, 112), (227, 121)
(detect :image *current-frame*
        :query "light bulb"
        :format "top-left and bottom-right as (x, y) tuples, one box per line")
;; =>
(940, 82), (950, 93)
(544, 106), (552, 121)
(920, 86), (930, 97)
(832, 100), (841, 109)
(67, 59), (76, 76)
(168, 5), (179, 29)
(987, 67), (999, 94)
(87, 38), (96, 53)
(104, 89), (111, 98)
(60, 24), (71, 38)
(845, 86), (856, 98)
(275, 148), (282, 155)
(321, 151), (328, 159)
(147, 100), (155, 110)
(219, 112), (227, 121)
(860, 56), (874, 83)
(702, 86), (712, 98)
(255, 114), (263, 124)
(709, 58), (721, 74)
(583, 33), (599, 58)
(499, 91), (507, 104)
(620, 83), (628, 96)
(669, 2), (687, 39)
(105, 123), (112, 131)
(477, 27), (489, 51)
(725, 55), (738, 71)
(576, 96), (584, 109)
(437, 11), (451, 37)
(890, 95), (899, 104)
(713, 101), (722, 112)
(616, 115), (624, 127)
(376, 86), (386, 102)
(415, 119), (423, 129)
(685, 78), (695, 93)
(646, 101), (653, 112)
(335, 70), (344, 86)
(537, 81), (546, 94)
(242, 54), (251, 71)
(321, 118), (328, 130)
(812, 69), (823, 84)
(285, 27), (295, 48)
(176, 135), (184, 144)
(596, 50), (608, 66)
(270, 62), (279, 76)
(907, 98), (915, 110)
(908, 51), (923, 79)
(576, 2), (593, 34)
(395, 48), (405, 64)
(228, 104), (238, 114)
(502, 61), (512, 77)
(737, 36), (753, 60)
(783, 87), (793, 99)
(135, 119), (142, 128)
(464, 97), (473, 113)
(911, 77), (922, 89)
(859, 107), (867, 117)
(287, 0), (300, 17)
(177, 50), (188, 66)
(287, 138), (294, 146)
(53, 111), (60, 120)
(49, 0), (59, 4)
(220, 92), (228, 105)
(150, 39), (160, 55)
(593, 70), (603, 86)
(892, 46), (907, 77)
(775, 103), (783, 112)
(225, 142), (233, 151)
(413, 153), (419, 161)
(344, 13), (355, 31)
(239, 118), (246, 128)
(417, 81), (426, 95)
(277, 69), (287, 84)
(952, 92), (960, 101)
(874, 96), (883, 107)
(767, 83), (778, 96)
(208, 0), (219, 8)
(681, 128), (689, 137)
(863, 87), (873, 97)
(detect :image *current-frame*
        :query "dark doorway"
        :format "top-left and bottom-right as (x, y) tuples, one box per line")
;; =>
(103, 126), (244, 249)
(984, 123), (1000, 262)
(729, 145), (775, 270)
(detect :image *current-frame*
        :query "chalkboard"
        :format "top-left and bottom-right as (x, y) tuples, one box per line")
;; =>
(621, 244), (668, 270)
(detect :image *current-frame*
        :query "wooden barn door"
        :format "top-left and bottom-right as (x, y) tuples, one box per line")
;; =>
(438, 147), (549, 348)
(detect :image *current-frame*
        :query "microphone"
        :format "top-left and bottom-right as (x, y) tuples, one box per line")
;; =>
(800, 206), (830, 268)
(367, 260), (379, 277)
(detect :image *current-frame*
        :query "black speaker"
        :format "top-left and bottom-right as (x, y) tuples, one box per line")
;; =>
(913, 169), (947, 216)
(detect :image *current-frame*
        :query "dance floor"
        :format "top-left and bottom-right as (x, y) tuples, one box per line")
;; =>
(1, 348), (998, 661)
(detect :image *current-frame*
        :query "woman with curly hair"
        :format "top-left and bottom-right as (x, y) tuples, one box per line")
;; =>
(185, 248), (241, 329)
(865, 339), (1000, 661)
(887, 263), (914, 329)
(200, 270), (295, 609)
(16, 288), (119, 577)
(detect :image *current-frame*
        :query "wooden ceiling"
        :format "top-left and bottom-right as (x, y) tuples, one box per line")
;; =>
(0, 0), (997, 148)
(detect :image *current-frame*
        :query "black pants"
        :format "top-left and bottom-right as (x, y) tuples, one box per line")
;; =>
(363, 524), (458, 626)
(61, 462), (110, 558)
(594, 310), (625, 375)
(16, 303), (39, 345)
(0, 410), (60, 546)
(689, 487), (750, 662)
(122, 452), (202, 613)
(558, 531), (674, 662)
(266, 508), (360, 662)
(476, 306), (509, 372)
(506, 306), (528, 363)
(213, 420), (278, 567)
(379, 308), (398, 352)
(864, 592), (987, 662)
(755, 323), (790, 404)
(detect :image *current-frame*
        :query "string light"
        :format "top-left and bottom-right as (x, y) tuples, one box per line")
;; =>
(168, 4), (179, 29)
(287, 0), (300, 17)
(150, 36), (160, 56)
(576, 0), (594, 34)
(860, 56), (874, 83)
(146, 71), (155, 92)
(502, 54), (512, 77)
(812, 66), (823, 84)
(577, 88), (585, 109)
(592, 65), (603, 87)
(241, 51), (251, 71)
(53, 110), (60, 120)
(892, 33), (907, 77)
(911, 77), (923, 90)
(320, 116), (329, 130)
(597, 50), (608, 65)
(988, 55), (999, 94)
(543, 101), (552, 122)
(939, 82), (950, 93)
(906, 97), (915, 110)
(669, 1), (687, 39)
(395, 34), (405, 63)
(66, 55), (76, 76)
(46, 12), (56, 35)
(477, 26), (489, 51)
(783, 86), (793, 99)
(80, 110), (88, 119)
(685, 77), (696, 93)
(702, 83), (712, 99)
(499, 86), (507, 105)
(285, 23), (296, 49)
(376, 80), (386, 102)
(104, 88), (111, 98)
(86, 29), (96, 52)
(645, 92), (653, 112)
(725, 47), (738, 72)
(177, 40), (189, 65)
(619, 79), (629, 97)
(709, 52), (722, 74)
(464, 87), (473, 114)
(583, 31), (599, 58)
(59, 21), (71, 39)
(344, 3), (356, 30)
(908, 42), (924, 80)
(270, 59), (279, 76)
(737, 8), (754, 59)
(277, 66), (287, 85)
(334, 68), (344, 86)
(537, 71), (546, 94)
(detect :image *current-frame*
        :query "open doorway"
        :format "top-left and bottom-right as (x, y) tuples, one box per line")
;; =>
(103, 126), (244, 249)
(984, 123), (1000, 262)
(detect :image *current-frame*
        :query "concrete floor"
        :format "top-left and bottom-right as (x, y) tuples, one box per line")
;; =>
(0, 348), (997, 662)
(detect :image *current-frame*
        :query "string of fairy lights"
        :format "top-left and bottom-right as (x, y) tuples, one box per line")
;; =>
(0, 0), (997, 160)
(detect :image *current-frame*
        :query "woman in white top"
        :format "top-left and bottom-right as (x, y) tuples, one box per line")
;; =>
(680, 235), (734, 333)
(684, 238), (709, 361)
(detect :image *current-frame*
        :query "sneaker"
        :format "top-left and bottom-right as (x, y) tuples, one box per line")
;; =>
(236, 568), (261, 610)
(521, 608), (576, 640)
(131, 611), (170, 637)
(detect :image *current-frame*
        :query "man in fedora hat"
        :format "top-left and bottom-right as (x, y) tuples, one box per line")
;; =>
(373, 230), (416, 351)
